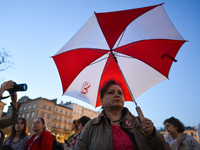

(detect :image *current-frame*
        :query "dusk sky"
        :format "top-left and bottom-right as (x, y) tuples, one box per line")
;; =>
(1, 0), (199, 129)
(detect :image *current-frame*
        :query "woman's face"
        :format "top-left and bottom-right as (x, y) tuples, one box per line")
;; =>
(71, 123), (76, 130)
(15, 119), (25, 132)
(164, 122), (178, 135)
(32, 118), (45, 133)
(78, 123), (84, 133)
(101, 84), (124, 109)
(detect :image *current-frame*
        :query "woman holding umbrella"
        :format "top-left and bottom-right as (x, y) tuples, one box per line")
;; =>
(74, 80), (170, 150)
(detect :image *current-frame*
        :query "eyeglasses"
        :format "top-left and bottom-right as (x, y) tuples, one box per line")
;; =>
(164, 123), (172, 129)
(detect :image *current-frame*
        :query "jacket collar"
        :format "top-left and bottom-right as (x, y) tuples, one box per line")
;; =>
(92, 107), (139, 129)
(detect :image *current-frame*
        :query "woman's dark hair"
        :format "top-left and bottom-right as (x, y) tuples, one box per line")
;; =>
(78, 116), (91, 126)
(163, 116), (185, 133)
(9, 118), (28, 144)
(73, 119), (79, 129)
(37, 117), (46, 131)
(100, 80), (118, 99)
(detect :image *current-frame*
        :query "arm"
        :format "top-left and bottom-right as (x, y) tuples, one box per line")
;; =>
(140, 118), (171, 150)
(0, 92), (19, 128)
(188, 135), (200, 150)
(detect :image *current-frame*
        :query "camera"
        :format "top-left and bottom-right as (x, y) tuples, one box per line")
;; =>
(7, 82), (28, 94)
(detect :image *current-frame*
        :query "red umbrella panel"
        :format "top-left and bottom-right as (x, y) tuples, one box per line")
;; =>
(52, 3), (186, 108)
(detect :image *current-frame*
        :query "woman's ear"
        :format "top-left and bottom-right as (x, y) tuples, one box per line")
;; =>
(100, 98), (103, 105)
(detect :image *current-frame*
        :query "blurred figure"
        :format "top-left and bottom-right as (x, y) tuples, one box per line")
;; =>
(198, 123), (200, 142)
(69, 116), (91, 149)
(26, 117), (53, 150)
(74, 80), (170, 150)
(0, 80), (19, 149)
(64, 120), (80, 149)
(163, 117), (200, 150)
(2, 118), (29, 150)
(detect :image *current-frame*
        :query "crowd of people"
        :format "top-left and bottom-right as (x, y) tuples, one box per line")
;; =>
(0, 80), (200, 150)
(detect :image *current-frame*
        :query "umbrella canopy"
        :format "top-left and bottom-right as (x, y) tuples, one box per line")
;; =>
(52, 3), (186, 108)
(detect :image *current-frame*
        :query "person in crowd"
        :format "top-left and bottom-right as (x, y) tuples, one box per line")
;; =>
(2, 118), (29, 150)
(163, 116), (200, 150)
(0, 80), (19, 149)
(197, 122), (200, 142)
(71, 116), (90, 148)
(74, 80), (170, 150)
(25, 117), (53, 150)
(64, 120), (80, 148)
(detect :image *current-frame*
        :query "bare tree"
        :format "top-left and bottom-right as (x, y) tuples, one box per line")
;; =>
(0, 48), (13, 71)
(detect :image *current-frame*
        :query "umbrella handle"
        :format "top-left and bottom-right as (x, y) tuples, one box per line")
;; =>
(136, 106), (145, 121)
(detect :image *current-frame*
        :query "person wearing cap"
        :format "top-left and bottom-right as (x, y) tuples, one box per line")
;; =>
(74, 80), (170, 150)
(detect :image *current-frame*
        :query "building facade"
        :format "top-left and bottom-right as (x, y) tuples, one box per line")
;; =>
(0, 101), (6, 119)
(5, 96), (100, 142)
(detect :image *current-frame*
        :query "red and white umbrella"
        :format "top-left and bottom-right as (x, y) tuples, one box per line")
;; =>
(52, 3), (186, 112)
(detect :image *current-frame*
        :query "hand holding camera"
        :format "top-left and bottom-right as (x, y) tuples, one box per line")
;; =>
(0, 80), (27, 100)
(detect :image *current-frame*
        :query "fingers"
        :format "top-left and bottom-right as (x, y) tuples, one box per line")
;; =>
(140, 118), (154, 137)
(1, 80), (14, 91)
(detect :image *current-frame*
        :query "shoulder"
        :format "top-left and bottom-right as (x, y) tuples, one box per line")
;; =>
(23, 135), (30, 141)
(41, 130), (52, 136)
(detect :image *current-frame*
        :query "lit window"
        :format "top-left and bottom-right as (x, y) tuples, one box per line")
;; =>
(27, 113), (29, 118)
(33, 104), (36, 108)
(41, 112), (45, 117)
(31, 112), (34, 117)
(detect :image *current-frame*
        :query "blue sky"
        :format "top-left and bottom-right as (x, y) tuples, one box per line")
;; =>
(0, 0), (199, 129)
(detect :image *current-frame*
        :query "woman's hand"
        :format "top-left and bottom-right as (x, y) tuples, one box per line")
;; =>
(140, 118), (155, 139)
(177, 133), (187, 147)
(0, 80), (14, 96)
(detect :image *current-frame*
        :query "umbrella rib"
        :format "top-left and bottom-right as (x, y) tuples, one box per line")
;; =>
(89, 55), (110, 66)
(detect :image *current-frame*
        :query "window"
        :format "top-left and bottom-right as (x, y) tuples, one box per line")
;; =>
(47, 114), (50, 119)
(22, 114), (25, 118)
(59, 117), (62, 121)
(27, 113), (29, 118)
(64, 119), (67, 122)
(48, 107), (51, 111)
(41, 112), (45, 117)
(33, 104), (36, 108)
(58, 125), (61, 129)
(53, 124), (56, 127)
(28, 105), (31, 109)
(43, 105), (46, 109)
(19, 107), (22, 111)
(31, 112), (34, 117)
(65, 111), (68, 114)
(64, 126), (66, 129)
(24, 106), (26, 111)
(60, 109), (62, 113)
